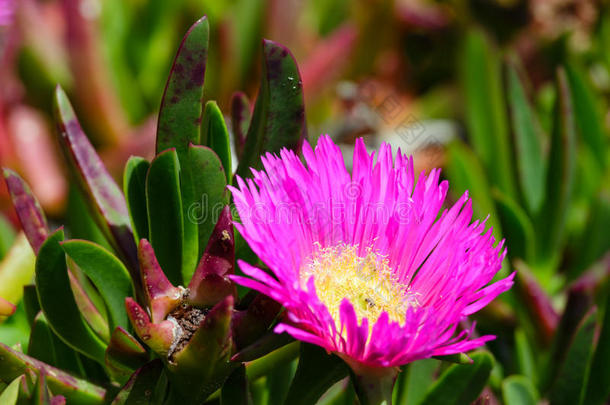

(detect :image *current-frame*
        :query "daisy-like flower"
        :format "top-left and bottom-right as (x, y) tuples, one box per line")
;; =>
(230, 135), (514, 404)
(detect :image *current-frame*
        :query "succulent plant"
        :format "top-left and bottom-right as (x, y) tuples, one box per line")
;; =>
(0, 15), (304, 404)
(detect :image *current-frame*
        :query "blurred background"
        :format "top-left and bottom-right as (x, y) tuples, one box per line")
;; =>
(1, 1), (610, 402)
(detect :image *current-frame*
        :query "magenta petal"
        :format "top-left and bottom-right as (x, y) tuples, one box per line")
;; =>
(230, 135), (513, 369)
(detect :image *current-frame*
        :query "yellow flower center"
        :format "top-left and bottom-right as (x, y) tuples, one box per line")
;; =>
(301, 243), (417, 327)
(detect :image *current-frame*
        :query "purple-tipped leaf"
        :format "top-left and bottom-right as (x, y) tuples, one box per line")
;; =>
(236, 40), (307, 178)
(138, 239), (183, 323)
(0, 343), (106, 404)
(156, 16), (209, 158)
(188, 206), (235, 306)
(53, 86), (137, 272)
(125, 298), (175, 357)
(2, 169), (49, 254)
(105, 327), (148, 383)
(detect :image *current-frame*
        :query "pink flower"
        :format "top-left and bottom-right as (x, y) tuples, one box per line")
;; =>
(230, 135), (513, 374)
(0, 0), (14, 26)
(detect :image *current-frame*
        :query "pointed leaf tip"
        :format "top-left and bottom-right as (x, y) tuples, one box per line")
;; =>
(53, 87), (138, 273)
(138, 239), (183, 323)
(2, 168), (49, 253)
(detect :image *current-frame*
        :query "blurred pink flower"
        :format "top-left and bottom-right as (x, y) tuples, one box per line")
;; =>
(230, 135), (513, 374)
(0, 0), (14, 26)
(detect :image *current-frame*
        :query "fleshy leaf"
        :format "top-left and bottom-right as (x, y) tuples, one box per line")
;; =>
(61, 240), (134, 332)
(537, 69), (576, 263)
(123, 157), (150, 243)
(564, 62), (607, 171)
(155, 16), (209, 159)
(236, 40), (307, 178)
(392, 359), (438, 405)
(492, 188), (536, 261)
(419, 351), (494, 405)
(502, 376), (538, 405)
(34, 228), (106, 364)
(53, 87), (137, 272)
(145, 149), (185, 286)
(110, 360), (164, 405)
(230, 92), (251, 160)
(506, 63), (546, 214)
(221, 365), (252, 405)
(514, 260), (558, 345)
(0, 376), (21, 404)
(168, 296), (235, 403)
(231, 332), (293, 363)
(186, 145), (229, 261)
(549, 309), (597, 405)
(105, 327), (148, 382)
(125, 298), (175, 357)
(232, 293), (281, 351)
(283, 343), (348, 405)
(461, 30), (516, 197)
(201, 101), (232, 184)
(188, 206), (235, 307)
(28, 312), (85, 377)
(582, 287), (610, 405)
(0, 343), (106, 404)
(138, 239), (183, 323)
(2, 169), (48, 254)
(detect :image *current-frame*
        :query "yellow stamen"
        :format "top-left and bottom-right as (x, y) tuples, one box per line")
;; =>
(301, 243), (418, 328)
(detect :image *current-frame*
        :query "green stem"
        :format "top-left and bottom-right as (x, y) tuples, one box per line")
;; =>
(352, 368), (397, 405)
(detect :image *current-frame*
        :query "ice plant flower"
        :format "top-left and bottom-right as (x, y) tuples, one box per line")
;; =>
(230, 135), (514, 404)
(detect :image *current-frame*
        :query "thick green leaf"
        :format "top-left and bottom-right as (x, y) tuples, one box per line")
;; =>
(2, 169), (48, 254)
(564, 63), (607, 170)
(145, 149), (184, 286)
(0, 343), (106, 405)
(236, 40), (307, 178)
(537, 69), (576, 264)
(582, 288), (610, 405)
(22, 286), (40, 328)
(201, 101), (233, 184)
(110, 360), (164, 405)
(549, 309), (597, 405)
(168, 296), (235, 403)
(418, 351), (494, 405)
(123, 157), (150, 242)
(514, 329), (536, 384)
(0, 376), (20, 404)
(221, 365), (252, 405)
(283, 343), (349, 405)
(444, 140), (502, 240)
(393, 359), (438, 405)
(53, 86), (137, 271)
(492, 188), (536, 261)
(155, 16), (209, 159)
(461, 30), (516, 197)
(506, 64), (546, 214)
(61, 240), (134, 331)
(28, 312), (84, 377)
(105, 327), (148, 383)
(502, 376), (537, 405)
(34, 229), (106, 364)
(186, 144), (228, 260)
